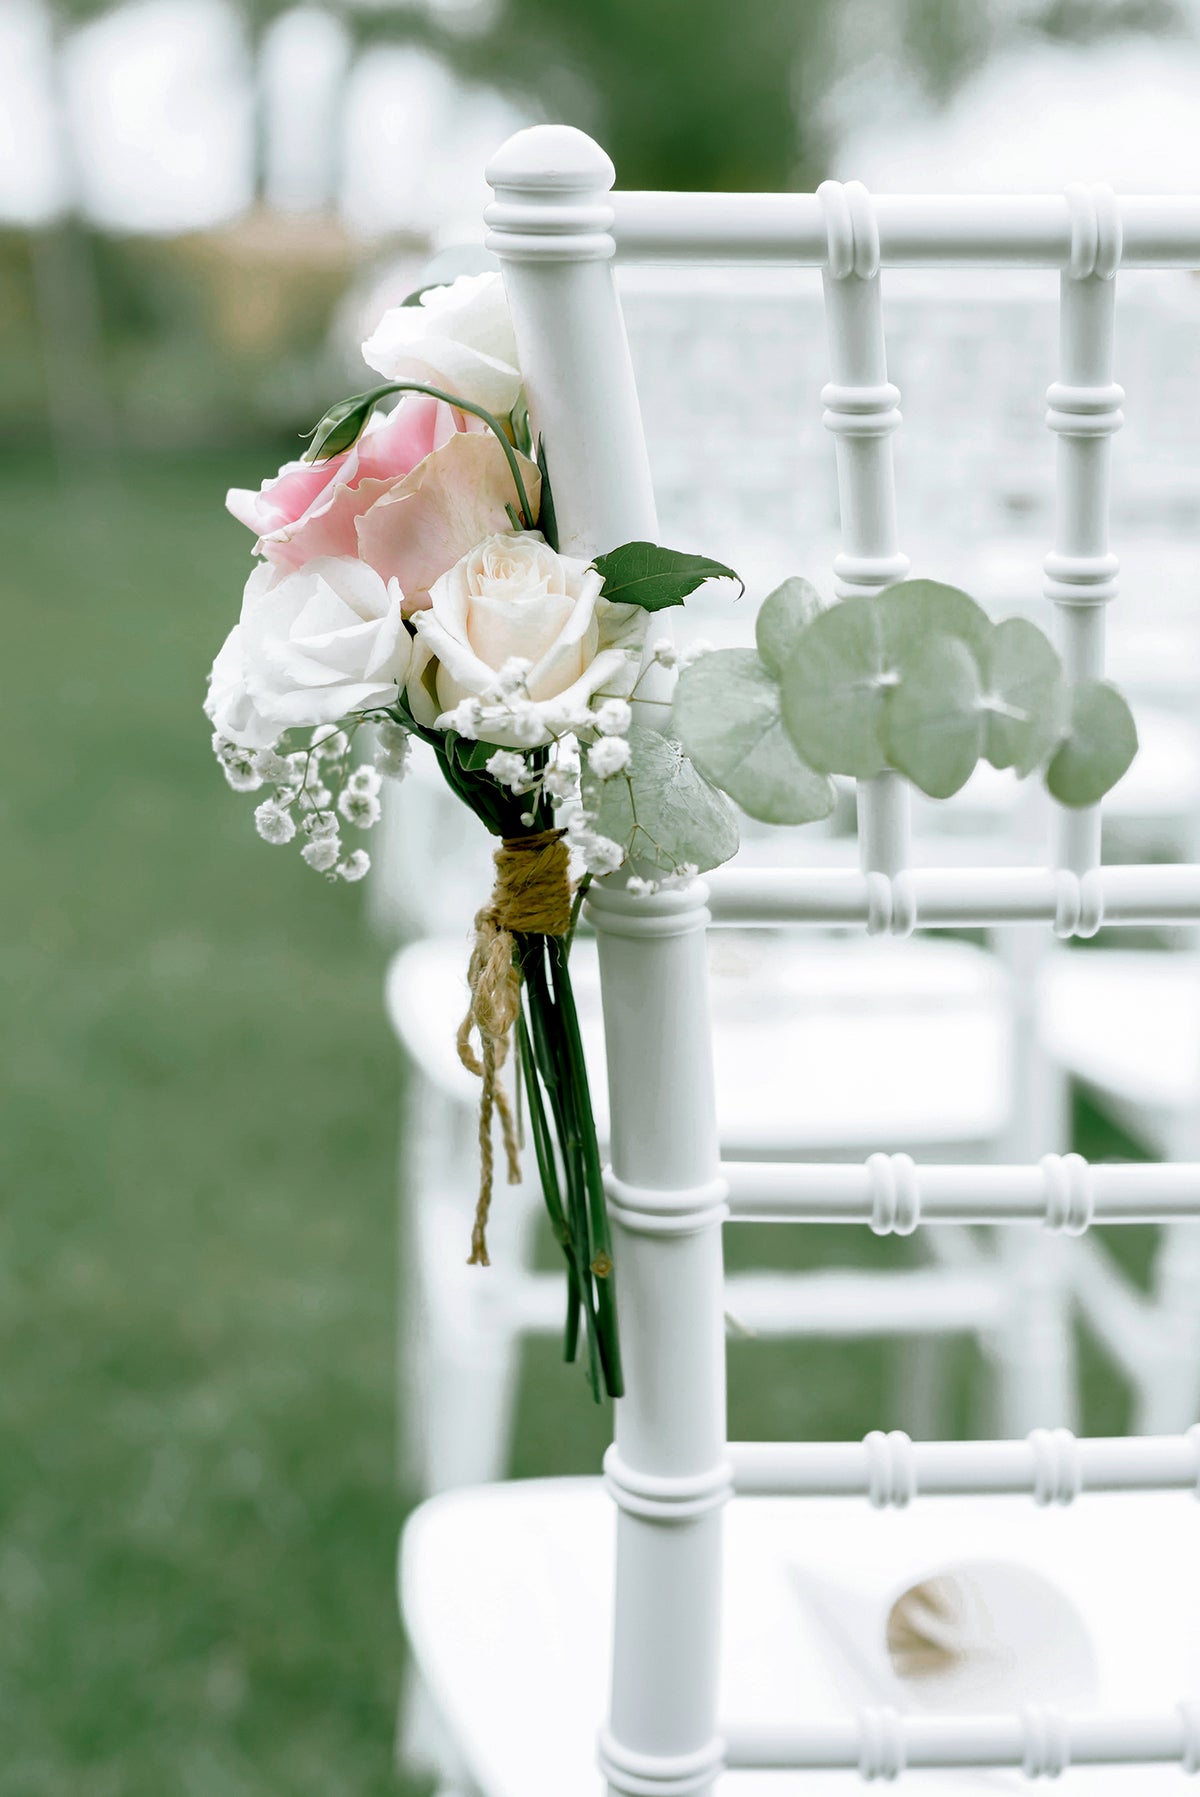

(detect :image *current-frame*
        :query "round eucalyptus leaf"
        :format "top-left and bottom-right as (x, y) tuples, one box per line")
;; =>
(779, 595), (889, 778)
(673, 649), (836, 826)
(880, 578), (993, 666)
(755, 576), (825, 678)
(582, 724), (739, 873)
(1045, 680), (1138, 808)
(983, 616), (1068, 776)
(884, 633), (984, 799)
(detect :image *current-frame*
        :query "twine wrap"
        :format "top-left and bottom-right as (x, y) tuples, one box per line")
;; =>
(458, 828), (573, 1265)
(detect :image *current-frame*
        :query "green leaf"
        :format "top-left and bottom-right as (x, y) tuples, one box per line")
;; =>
(592, 542), (744, 612)
(983, 617), (1069, 776)
(582, 725), (739, 873)
(672, 649), (836, 826)
(884, 634), (984, 799)
(1046, 680), (1138, 807)
(303, 389), (381, 461)
(400, 282), (438, 308)
(755, 576), (824, 678)
(779, 595), (889, 778)
(536, 435), (559, 552)
(879, 578), (993, 666)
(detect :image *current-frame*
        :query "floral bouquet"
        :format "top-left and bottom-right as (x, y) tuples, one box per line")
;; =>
(205, 272), (742, 1402)
(207, 271), (1138, 1405)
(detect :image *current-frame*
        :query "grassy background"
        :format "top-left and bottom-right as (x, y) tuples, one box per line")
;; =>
(0, 450), (1144, 1794)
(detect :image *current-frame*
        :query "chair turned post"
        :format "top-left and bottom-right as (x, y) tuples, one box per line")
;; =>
(587, 881), (730, 1797)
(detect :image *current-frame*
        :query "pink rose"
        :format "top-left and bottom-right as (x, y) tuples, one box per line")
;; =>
(226, 394), (539, 613)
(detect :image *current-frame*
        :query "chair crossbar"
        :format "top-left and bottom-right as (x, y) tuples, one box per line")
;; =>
(722, 1705), (1200, 1779)
(728, 1428), (1200, 1505)
(724, 1155), (1200, 1234)
(705, 863), (1200, 934)
(610, 189), (1200, 269)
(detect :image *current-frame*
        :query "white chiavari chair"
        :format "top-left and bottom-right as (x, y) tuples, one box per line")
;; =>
(399, 126), (1200, 1797)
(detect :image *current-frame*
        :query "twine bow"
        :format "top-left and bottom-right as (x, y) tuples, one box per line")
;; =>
(458, 827), (573, 1265)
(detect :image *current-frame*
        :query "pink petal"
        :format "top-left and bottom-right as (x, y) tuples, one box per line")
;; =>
(355, 434), (541, 614)
(226, 455), (347, 536)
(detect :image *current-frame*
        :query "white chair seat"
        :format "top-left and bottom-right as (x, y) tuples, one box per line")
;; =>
(402, 1478), (1200, 1796)
(1038, 950), (1200, 1148)
(388, 933), (1012, 1155)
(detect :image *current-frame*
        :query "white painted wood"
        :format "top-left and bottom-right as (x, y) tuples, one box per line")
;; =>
(723, 1708), (1200, 1776)
(705, 860), (1200, 932)
(728, 1427), (1200, 1501)
(724, 1154), (1200, 1229)
(609, 189), (1200, 267)
(396, 127), (1200, 1797)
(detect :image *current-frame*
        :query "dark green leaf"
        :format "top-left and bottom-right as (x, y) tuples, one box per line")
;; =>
(592, 542), (744, 612)
(536, 435), (559, 552)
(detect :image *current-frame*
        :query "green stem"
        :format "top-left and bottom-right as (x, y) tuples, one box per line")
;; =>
(311, 380), (536, 530)
(518, 1007), (582, 1366)
(521, 937), (604, 1400)
(550, 936), (624, 1398)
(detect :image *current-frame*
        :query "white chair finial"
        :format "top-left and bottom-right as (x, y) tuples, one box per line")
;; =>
(485, 123), (615, 195)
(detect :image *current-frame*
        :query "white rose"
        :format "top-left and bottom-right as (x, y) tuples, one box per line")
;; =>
(204, 557), (411, 749)
(406, 532), (646, 750)
(361, 273), (522, 417)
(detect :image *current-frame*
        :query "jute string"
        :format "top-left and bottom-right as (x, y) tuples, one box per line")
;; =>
(457, 827), (573, 1266)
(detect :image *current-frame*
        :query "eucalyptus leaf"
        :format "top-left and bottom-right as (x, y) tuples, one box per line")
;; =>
(673, 649), (836, 826)
(592, 542), (744, 612)
(755, 576), (824, 678)
(983, 617), (1068, 776)
(879, 578), (993, 665)
(884, 634), (984, 799)
(1045, 680), (1138, 807)
(582, 724), (739, 873)
(779, 595), (889, 778)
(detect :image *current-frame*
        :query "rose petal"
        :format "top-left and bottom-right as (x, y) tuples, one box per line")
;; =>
(355, 434), (540, 613)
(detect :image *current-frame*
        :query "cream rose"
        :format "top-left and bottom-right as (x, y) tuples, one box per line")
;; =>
(406, 532), (646, 749)
(361, 273), (522, 417)
(205, 557), (411, 749)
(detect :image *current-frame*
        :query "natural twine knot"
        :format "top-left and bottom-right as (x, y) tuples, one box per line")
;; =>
(457, 828), (573, 1266)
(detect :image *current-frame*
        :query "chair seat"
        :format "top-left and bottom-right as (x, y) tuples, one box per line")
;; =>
(1038, 950), (1200, 1146)
(387, 933), (1012, 1155)
(401, 1477), (1200, 1797)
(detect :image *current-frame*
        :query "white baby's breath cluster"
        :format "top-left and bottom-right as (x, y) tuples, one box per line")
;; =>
(211, 715), (411, 883)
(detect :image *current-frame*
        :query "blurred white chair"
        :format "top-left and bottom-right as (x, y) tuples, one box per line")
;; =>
(1039, 946), (1200, 1433)
(400, 126), (1200, 1797)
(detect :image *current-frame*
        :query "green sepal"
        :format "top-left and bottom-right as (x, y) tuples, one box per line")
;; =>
(304, 388), (384, 461)
(592, 542), (743, 612)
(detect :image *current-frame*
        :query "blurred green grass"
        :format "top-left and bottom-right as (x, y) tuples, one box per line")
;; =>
(0, 450), (1145, 1794)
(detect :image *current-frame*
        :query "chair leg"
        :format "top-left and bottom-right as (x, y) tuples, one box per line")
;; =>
(398, 1066), (541, 1494)
(991, 1229), (1079, 1436)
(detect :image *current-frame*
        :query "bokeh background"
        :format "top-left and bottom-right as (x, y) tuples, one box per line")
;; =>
(5, 1), (1200, 1791)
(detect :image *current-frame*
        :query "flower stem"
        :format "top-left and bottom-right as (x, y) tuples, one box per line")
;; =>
(309, 380), (536, 530)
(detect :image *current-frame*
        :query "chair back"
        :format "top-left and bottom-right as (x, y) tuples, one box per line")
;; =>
(486, 127), (1200, 1791)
